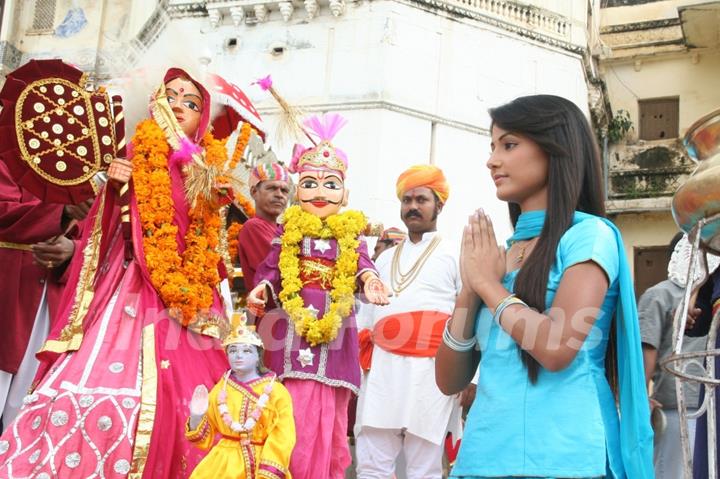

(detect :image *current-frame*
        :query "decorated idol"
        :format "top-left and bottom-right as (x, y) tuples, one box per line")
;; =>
(186, 313), (295, 479)
(0, 67), (233, 477)
(247, 113), (389, 479)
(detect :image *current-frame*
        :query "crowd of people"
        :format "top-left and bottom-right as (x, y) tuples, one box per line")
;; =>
(0, 63), (713, 479)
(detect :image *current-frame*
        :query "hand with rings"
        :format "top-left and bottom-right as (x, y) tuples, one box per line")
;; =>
(31, 236), (75, 270)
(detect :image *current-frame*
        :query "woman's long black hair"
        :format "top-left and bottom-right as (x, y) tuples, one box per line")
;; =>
(489, 95), (610, 385)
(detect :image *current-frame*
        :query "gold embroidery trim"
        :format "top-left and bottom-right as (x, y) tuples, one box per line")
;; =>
(185, 415), (210, 442)
(186, 312), (227, 340)
(129, 324), (158, 478)
(14, 77), (113, 186)
(226, 376), (265, 404)
(0, 241), (33, 251)
(258, 459), (288, 479)
(40, 191), (106, 354)
(299, 258), (335, 289)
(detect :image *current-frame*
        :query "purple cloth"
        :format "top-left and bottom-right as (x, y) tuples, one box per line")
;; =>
(255, 231), (376, 394)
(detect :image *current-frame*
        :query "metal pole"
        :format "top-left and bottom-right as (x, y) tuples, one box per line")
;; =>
(663, 212), (720, 478)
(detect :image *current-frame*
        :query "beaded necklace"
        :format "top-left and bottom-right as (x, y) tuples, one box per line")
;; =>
(217, 371), (275, 438)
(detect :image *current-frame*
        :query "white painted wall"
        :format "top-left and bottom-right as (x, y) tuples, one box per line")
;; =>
(6, 0), (593, 249)
(134, 1), (591, 248)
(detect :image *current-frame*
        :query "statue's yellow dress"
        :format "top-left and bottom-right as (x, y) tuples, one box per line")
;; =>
(186, 372), (295, 479)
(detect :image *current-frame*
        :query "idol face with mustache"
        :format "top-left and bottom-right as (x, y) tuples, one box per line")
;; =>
(297, 169), (348, 219)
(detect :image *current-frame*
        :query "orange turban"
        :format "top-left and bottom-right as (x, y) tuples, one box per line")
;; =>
(396, 165), (450, 204)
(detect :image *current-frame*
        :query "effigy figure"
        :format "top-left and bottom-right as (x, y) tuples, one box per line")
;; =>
(247, 113), (389, 479)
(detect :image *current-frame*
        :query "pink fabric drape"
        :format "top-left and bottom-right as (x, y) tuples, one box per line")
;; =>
(0, 68), (228, 479)
(284, 379), (351, 479)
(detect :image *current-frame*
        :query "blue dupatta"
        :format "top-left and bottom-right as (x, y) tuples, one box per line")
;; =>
(509, 210), (654, 479)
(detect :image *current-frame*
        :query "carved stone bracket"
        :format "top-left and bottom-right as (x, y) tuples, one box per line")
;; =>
(328, 0), (345, 17)
(279, 1), (294, 21)
(230, 6), (245, 26)
(202, 0), (345, 26)
(169, 0), (574, 50)
(304, 0), (319, 20)
(208, 8), (222, 28)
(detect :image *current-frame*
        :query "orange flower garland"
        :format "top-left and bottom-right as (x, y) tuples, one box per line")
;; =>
(235, 191), (256, 218)
(226, 190), (255, 264)
(132, 119), (225, 326)
(229, 122), (254, 170)
(227, 221), (243, 261)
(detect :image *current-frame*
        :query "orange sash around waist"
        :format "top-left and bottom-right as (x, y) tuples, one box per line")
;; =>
(359, 310), (450, 371)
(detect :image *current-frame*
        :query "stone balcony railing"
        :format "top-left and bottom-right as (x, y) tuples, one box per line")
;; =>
(167, 0), (353, 23)
(607, 139), (695, 201)
(429, 0), (571, 41)
(167, 0), (573, 46)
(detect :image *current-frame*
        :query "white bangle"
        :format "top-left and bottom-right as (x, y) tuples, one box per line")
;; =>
(442, 319), (477, 352)
(493, 294), (529, 327)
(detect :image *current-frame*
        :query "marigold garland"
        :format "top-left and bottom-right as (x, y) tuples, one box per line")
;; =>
(227, 221), (243, 262)
(278, 205), (367, 345)
(235, 191), (256, 219)
(229, 122), (253, 170)
(132, 119), (225, 326)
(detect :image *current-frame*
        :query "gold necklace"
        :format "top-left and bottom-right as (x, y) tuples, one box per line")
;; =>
(513, 238), (536, 264)
(390, 235), (442, 295)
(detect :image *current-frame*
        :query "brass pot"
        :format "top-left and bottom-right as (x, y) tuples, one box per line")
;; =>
(683, 108), (720, 163)
(672, 108), (720, 253)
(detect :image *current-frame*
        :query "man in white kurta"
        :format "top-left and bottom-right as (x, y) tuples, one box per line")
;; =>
(356, 165), (462, 479)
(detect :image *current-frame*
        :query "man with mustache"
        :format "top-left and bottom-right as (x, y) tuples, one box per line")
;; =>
(237, 162), (291, 293)
(356, 164), (464, 479)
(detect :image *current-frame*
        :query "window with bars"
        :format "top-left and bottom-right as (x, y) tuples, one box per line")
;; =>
(639, 97), (679, 141)
(29, 0), (57, 33)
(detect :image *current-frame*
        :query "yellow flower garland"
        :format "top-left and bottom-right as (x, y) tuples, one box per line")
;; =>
(278, 205), (367, 345)
(132, 119), (225, 326)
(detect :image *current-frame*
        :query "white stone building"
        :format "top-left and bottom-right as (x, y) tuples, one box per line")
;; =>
(0, 0), (601, 249)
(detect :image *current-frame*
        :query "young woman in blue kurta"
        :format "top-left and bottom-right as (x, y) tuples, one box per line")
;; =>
(435, 95), (653, 478)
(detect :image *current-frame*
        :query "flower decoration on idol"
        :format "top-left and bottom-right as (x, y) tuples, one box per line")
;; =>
(169, 73), (270, 212)
(247, 76), (391, 344)
(290, 114), (350, 219)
